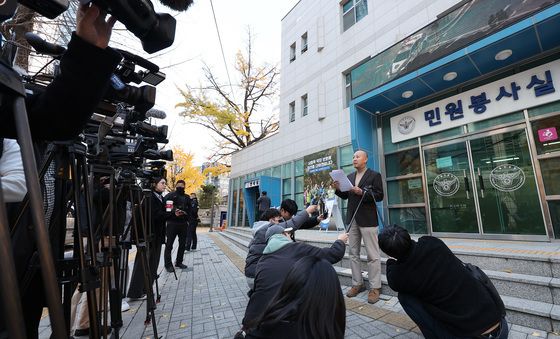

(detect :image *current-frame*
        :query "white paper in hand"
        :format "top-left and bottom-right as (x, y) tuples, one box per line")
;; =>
(330, 169), (353, 192)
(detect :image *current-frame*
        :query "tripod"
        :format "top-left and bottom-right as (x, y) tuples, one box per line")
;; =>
(0, 57), (67, 338)
(116, 179), (160, 337)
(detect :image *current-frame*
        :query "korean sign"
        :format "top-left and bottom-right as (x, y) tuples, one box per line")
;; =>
(390, 60), (560, 143)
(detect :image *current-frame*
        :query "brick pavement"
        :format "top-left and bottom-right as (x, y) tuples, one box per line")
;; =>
(37, 232), (554, 338)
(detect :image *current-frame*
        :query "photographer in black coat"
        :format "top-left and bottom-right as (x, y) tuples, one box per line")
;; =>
(379, 225), (508, 339)
(127, 177), (169, 299)
(163, 180), (192, 272)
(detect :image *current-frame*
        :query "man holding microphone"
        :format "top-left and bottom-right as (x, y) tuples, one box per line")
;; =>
(334, 149), (384, 304)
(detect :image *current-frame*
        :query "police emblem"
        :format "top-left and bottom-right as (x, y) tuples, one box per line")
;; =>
(398, 116), (415, 135)
(490, 164), (525, 192)
(433, 173), (460, 197)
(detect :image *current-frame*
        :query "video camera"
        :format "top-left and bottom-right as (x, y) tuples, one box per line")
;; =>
(14, 0), (194, 53)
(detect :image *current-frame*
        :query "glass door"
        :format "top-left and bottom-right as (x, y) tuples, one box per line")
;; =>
(424, 141), (479, 233)
(469, 129), (546, 235)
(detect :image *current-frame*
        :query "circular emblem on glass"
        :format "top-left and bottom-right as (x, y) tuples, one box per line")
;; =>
(398, 116), (415, 135)
(490, 164), (525, 192)
(433, 173), (460, 197)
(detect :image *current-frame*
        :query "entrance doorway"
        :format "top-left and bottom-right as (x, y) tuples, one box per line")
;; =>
(423, 125), (547, 237)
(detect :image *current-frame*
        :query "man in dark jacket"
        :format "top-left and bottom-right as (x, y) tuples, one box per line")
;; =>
(127, 177), (168, 299)
(186, 192), (199, 251)
(244, 199), (319, 286)
(379, 225), (508, 339)
(256, 191), (271, 217)
(334, 149), (383, 304)
(163, 180), (192, 272)
(241, 225), (348, 329)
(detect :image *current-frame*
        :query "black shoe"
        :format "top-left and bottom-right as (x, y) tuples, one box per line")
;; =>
(175, 263), (188, 269)
(74, 326), (112, 337)
(165, 265), (174, 273)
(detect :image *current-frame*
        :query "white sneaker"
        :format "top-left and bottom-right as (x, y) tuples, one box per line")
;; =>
(121, 300), (130, 312)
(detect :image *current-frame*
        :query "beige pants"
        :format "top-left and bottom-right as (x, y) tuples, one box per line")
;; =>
(348, 224), (381, 289)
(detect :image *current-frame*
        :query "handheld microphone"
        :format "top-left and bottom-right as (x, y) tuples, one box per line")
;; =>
(145, 108), (167, 119)
(25, 32), (67, 57)
(158, 0), (194, 12)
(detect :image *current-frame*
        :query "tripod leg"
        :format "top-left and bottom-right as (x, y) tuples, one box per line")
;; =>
(14, 96), (67, 338)
(0, 181), (26, 339)
(69, 154), (99, 339)
(128, 189), (159, 337)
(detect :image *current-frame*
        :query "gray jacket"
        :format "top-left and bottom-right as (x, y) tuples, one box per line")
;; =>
(244, 210), (310, 278)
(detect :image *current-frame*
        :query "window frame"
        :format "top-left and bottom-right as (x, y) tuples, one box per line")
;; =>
(289, 101), (296, 122)
(342, 0), (368, 31)
(301, 32), (308, 53)
(289, 42), (296, 62)
(301, 94), (308, 117)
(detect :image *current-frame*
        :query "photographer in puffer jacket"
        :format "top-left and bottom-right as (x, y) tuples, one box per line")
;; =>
(244, 199), (318, 290)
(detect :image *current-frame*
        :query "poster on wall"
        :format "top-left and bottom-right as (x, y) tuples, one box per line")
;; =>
(304, 148), (339, 229)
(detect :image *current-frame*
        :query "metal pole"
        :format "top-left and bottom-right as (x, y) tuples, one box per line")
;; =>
(13, 96), (67, 338)
(0, 180), (26, 339)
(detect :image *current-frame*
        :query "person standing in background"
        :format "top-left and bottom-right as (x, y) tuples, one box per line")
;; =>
(186, 192), (199, 251)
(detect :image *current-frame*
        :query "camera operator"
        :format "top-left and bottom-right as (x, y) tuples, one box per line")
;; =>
(163, 180), (192, 272)
(1, 3), (121, 141)
(0, 5), (122, 338)
(127, 177), (168, 300)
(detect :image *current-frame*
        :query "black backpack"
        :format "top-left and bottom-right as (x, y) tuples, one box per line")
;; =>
(463, 262), (506, 317)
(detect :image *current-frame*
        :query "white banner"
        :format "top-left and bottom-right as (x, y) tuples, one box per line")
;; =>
(390, 60), (560, 143)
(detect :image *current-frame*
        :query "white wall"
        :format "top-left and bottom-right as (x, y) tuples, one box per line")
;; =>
(231, 0), (460, 177)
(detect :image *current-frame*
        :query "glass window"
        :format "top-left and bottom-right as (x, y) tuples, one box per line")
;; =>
(420, 127), (463, 144)
(467, 112), (523, 133)
(340, 144), (353, 166)
(295, 193), (305, 211)
(301, 32), (308, 53)
(345, 73), (352, 108)
(385, 148), (421, 177)
(387, 179), (424, 205)
(389, 208), (427, 234)
(237, 189), (244, 227)
(342, 0), (368, 31)
(540, 157), (560, 196)
(282, 194), (292, 202)
(550, 201), (560, 239)
(355, 0), (368, 21)
(295, 159), (304, 176)
(231, 189), (238, 227)
(341, 164), (354, 175)
(282, 178), (292, 195)
(289, 42), (296, 62)
(301, 94), (308, 117)
(282, 162), (292, 178)
(295, 176), (304, 193)
(528, 101), (560, 118)
(531, 115), (560, 155)
(289, 101), (295, 122)
(272, 165), (281, 178)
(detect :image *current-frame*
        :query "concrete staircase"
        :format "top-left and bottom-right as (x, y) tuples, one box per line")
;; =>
(219, 227), (560, 333)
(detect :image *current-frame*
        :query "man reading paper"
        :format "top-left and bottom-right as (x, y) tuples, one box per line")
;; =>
(333, 149), (384, 304)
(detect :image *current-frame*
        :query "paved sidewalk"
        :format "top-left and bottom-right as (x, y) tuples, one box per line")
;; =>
(39, 233), (425, 338)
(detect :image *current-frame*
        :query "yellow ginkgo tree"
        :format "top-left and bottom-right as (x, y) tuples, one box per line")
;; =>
(166, 146), (205, 193)
(176, 31), (279, 165)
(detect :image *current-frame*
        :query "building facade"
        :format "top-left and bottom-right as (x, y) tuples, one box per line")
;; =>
(229, 0), (560, 241)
